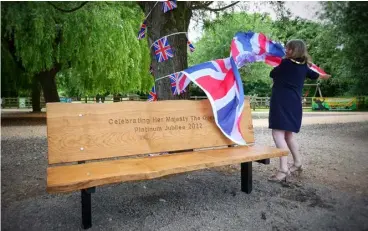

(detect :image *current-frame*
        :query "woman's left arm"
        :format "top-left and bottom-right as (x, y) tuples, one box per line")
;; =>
(307, 67), (331, 80)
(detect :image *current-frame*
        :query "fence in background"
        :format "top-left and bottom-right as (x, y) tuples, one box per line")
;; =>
(2, 96), (367, 110)
(1, 97), (46, 109)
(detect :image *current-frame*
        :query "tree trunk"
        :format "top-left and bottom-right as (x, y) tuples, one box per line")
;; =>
(31, 76), (41, 112)
(38, 65), (61, 103)
(140, 1), (192, 100)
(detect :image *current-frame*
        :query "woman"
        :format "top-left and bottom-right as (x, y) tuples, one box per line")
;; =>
(268, 39), (331, 182)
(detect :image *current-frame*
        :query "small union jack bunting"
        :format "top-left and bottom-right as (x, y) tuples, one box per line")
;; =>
(187, 40), (195, 52)
(169, 72), (187, 95)
(153, 36), (174, 62)
(162, 0), (177, 13)
(137, 20), (147, 40)
(147, 86), (157, 101)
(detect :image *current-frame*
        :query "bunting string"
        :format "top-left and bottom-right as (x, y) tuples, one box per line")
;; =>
(149, 32), (189, 48)
(139, 0), (191, 100)
(144, 1), (159, 21)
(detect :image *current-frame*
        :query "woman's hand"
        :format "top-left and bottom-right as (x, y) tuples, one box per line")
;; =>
(320, 74), (331, 80)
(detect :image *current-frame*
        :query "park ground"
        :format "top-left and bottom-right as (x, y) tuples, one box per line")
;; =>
(1, 111), (368, 231)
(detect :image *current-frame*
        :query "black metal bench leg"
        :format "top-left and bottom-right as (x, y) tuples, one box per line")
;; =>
(81, 187), (95, 229)
(241, 162), (252, 194)
(256, 158), (270, 165)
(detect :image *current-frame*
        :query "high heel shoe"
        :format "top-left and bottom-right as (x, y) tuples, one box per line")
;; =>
(268, 170), (290, 182)
(290, 165), (303, 175)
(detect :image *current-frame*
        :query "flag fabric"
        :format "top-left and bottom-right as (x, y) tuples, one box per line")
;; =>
(231, 30), (326, 74)
(153, 36), (174, 62)
(182, 57), (246, 145)
(309, 63), (326, 75)
(169, 72), (188, 95)
(187, 40), (195, 52)
(231, 31), (285, 68)
(137, 20), (147, 40)
(162, 0), (177, 13)
(177, 31), (325, 98)
(147, 86), (157, 102)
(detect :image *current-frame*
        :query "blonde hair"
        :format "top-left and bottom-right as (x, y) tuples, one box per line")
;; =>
(286, 39), (312, 65)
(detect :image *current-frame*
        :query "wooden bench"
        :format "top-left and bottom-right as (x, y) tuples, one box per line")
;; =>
(46, 99), (288, 229)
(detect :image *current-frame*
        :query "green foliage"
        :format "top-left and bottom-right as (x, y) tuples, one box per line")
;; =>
(1, 2), (153, 97)
(243, 78), (272, 97)
(1, 43), (31, 97)
(320, 2), (368, 95)
(273, 2), (368, 96)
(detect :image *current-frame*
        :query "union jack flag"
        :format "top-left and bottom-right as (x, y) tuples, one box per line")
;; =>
(169, 72), (188, 95)
(137, 20), (147, 40)
(231, 31), (285, 68)
(182, 57), (246, 145)
(153, 37), (174, 62)
(309, 63), (326, 75)
(230, 30), (327, 74)
(162, 0), (177, 13)
(187, 40), (195, 52)
(147, 86), (157, 102)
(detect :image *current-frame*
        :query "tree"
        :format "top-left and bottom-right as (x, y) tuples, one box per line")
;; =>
(1, 2), (153, 111)
(137, 1), (240, 100)
(320, 2), (368, 95)
(272, 1), (368, 96)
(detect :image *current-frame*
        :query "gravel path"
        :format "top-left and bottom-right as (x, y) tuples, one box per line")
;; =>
(2, 114), (368, 231)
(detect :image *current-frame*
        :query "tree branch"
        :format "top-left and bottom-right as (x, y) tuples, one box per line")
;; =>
(193, 1), (240, 11)
(190, 1), (214, 10)
(47, 1), (89, 13)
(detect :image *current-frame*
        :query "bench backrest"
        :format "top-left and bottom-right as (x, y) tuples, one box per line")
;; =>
(46, 99), (254, 164)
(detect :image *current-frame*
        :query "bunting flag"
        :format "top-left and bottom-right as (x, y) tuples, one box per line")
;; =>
(162, 0), (177, 13)
(147, 86), (157, 101)
(169, 72), (188, 95)
(182, 57), (246, 145)
(153, 36), (174, 62)
(137, 20), (147, 40)
(187, 40), (195, 52)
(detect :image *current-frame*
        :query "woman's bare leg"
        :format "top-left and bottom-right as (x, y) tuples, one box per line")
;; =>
(271, 129), (289, 178)
(285, 131), (302, 169)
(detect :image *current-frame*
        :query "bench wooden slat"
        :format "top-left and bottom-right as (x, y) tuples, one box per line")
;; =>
(46, 100), (255, 164)
(47, 145), (288, 193)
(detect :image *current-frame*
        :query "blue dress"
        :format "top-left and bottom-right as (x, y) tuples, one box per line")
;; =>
(269, 58), (319, 133)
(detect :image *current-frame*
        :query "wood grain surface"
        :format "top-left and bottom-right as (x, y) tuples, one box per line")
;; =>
(47, 145), (288, 193)
(46, 99), (254, 164)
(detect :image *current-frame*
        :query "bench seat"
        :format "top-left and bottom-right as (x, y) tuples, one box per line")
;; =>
(47, 145), (287, 193)
(45, 99), (288, 229)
